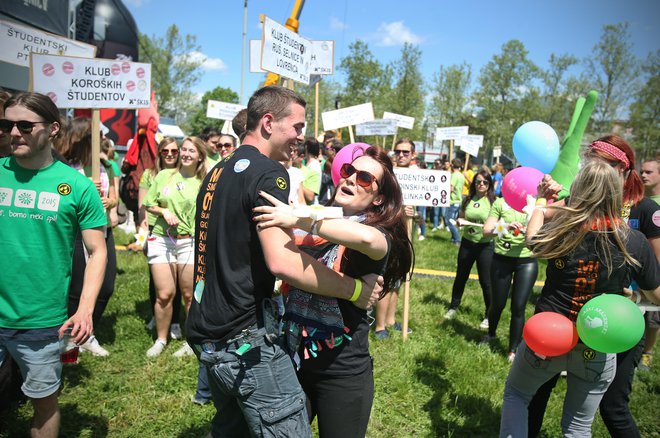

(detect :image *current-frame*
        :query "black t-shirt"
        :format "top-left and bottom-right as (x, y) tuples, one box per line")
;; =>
(186, 146), (291, 344)
(627, 197), (660, 239)
(298, 236), (391, 377)
(535, 229), (660, 321)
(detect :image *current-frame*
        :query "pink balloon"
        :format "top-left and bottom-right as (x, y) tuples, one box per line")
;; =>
(502, 166), (544, 212)
(331, 143), (372, 185)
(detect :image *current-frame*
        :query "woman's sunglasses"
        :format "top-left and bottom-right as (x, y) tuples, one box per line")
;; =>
(340, 163), (379, 188)
(160, 149), (179, 157)
(475, 179), (489, 186)
(0, 119), (49, 134)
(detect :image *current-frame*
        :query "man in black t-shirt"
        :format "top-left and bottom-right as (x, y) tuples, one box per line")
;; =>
(186, 86), (382, 437)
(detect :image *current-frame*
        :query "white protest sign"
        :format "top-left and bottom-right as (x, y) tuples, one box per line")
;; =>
(355, 119), (397, 136)
(251, 38), (334, 76)
(310, 40), (334, 75)
(206, 100), (247, 121)
(435, 126), (469, 141)
(383, 111), (415, 130)
(493, 145), (502, 158)
(322, 103), (374, 131)
(30, 54), (151, 109)
(261, 17), (311, 85)
(458, 134), (483, 156)
(394, 168), (450, 207)
(0, 20), (96, 67)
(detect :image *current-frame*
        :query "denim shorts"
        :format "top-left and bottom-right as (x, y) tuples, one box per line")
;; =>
(197, 327), (312, 438)
(0, 336), (62, 399)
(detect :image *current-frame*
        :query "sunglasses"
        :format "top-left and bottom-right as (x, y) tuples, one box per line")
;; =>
(340, 163), (379, 188)
(0, 119), (50, 134)
(393, 149), (411, 156)
(475, 179), (489, 186)
(161, 149), (179, 157)
(217, 143), (234, 149)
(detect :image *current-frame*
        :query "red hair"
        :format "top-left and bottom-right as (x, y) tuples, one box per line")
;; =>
(588, 134), (644, 205)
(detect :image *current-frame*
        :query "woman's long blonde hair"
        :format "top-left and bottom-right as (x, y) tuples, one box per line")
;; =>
(529, 160), (639, 274)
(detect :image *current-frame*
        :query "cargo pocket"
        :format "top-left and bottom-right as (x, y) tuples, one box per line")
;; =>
(259, 394), (310, 438)
(583, 351), (615, 383)
(523, 344), (550, 370)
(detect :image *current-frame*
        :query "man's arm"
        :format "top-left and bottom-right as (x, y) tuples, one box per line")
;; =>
(59, 227), (107, 344)
(258, 225), (381, 309)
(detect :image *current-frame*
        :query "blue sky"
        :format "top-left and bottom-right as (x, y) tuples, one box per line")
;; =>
(124, 0), (659, 104)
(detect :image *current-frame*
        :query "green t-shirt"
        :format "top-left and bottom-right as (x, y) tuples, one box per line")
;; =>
(0, 157), (107, 329)
(450, 171), (465, 205)
(462, 196), (493, 243)
(139, 169), (158, 227)
(207, 155), (220, 170)
(302, 164), (320, 195)
(487, 197), (532, 258)
(650, 194), (660, 205)
(143, 168), (201, 237)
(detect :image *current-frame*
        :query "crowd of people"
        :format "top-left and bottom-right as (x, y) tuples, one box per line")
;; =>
(0, 87), (659, 438)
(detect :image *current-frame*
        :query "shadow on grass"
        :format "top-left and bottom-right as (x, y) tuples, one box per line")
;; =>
(415, 353), (500, 437)
(61, 362), (92, 388)
(60, 403), (109, 437)
(176, 424), (212, 438)
(95, 314), (118, 345)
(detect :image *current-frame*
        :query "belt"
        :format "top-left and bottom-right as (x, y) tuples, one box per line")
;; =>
(198, 325), (271, 354)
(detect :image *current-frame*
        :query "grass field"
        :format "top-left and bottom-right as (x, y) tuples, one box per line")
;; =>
(1, 227), (658, 437)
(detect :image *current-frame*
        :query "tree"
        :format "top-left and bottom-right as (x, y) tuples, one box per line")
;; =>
(428, 62), (472, 127)
(389, 43), (426, 140)
(473, 40), (539, 158)
(139, 25), (204, 123)
(629, 50), (660, 160)
(186, 86), (240, 136)
(585, 22), (639, 130)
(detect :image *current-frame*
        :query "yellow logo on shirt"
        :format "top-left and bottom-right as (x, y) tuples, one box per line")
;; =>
(276, 177), (287, 190)
(555, 259), (565, 270)
(583, 348), (596, 361)
(57, 183), (71, 196)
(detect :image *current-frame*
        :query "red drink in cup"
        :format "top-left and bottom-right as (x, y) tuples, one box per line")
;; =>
(60, 328), (79, 364)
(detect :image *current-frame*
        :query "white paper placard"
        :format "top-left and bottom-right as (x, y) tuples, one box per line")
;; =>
(458, 134), (483, 156)
(0, 19), (96, 67)
(383, 111), (415, 130)
(249, 39), (266, 73)
(251, 38), (334, 76)
(394, 168), (450, 207)
(355, 119), (397, 136)
(493, 145), (502, 158)
(322, 103), (374, 131)
(435, 126), (469, 141)
(261, 16), (312, 85)
(206, 100), (247, 121)
(30, 54), (151, 109)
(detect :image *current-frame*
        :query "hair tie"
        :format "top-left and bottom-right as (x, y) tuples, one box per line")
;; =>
(589, 141), (630, 170)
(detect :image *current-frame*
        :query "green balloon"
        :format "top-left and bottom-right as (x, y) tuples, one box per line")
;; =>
(576, 294), (644, 353)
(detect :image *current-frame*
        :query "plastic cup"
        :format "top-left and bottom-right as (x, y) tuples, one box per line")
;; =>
(60, 328), (79, 364)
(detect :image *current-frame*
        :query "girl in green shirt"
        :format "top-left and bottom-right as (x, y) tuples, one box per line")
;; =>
(144, 136), (207, 358)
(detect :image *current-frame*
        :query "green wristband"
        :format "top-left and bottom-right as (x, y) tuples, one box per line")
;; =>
(349, 278), (362, 302)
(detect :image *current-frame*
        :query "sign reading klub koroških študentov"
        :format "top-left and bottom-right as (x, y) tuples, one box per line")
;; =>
(394, 168), (451, 207)
(261, 16), (312, 85)
(0, 19), (96, 67)
(30, 54), (151, 109)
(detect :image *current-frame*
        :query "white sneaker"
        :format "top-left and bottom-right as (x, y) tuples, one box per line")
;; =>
(418, 235), (425, 241)
(146, 339), (167, 357)
(146, 317), (155, 330)
(173, 343), (194, 358)
(170, 323), (182, 340)
(80, 336), (109, 357)
(507, 352), (516, 363)
(444, 309), (457, 319)
(479, 318), (489, 330)
(431, 227), (439, 232)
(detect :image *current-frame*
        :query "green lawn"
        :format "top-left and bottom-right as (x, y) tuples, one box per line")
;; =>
(1, 228), (658, 437)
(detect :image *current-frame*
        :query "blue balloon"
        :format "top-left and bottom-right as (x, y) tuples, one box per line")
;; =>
(512, 121), (560, 174)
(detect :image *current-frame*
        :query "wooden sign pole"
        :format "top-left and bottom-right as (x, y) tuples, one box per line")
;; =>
(314, 82), (319, 139)
(392, 127), (399, 150)
(402, 214), (413, 341)
(348, 125), (355, 144)
(449, 139), (454, 161)
(91, 109), (101, 181)
(464, 152), (470, 171)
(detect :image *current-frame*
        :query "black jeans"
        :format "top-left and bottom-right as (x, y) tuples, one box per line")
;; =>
(528, 336), (645, 438)
(449, 239), (493, 318)
(488, 254), (537, 353)
(298, 363), (374, 438)
(68, 230), (116, 325)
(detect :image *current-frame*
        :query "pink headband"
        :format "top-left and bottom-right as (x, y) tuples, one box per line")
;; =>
(589, 140), (630, 170)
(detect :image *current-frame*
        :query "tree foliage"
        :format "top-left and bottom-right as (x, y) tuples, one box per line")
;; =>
(389, 43), (426, 140)
(629, 50), (660, 161)
(428, 62), (472, 127)
(295, 79), (343, 140)
(585, 22), (639, 129)
(138, 25), (204, 122)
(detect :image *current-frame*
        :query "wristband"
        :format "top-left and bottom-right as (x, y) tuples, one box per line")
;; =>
(349, 278), (362, 302)
(535, 198), (547, 207)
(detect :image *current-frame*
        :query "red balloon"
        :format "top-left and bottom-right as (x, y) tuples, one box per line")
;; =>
(523, 312), (578, 357)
